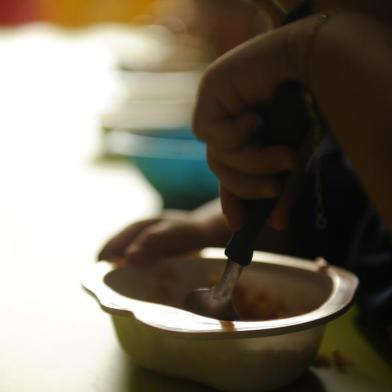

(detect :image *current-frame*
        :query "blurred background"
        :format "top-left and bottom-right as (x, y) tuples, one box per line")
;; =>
(0, 0), (272, 392)
(0, 0), (271, 214)
(1, 3), (391, 392)
(0, 3), (269, 391)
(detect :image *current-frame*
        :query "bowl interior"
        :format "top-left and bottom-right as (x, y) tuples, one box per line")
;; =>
(104, 256), (333, 321)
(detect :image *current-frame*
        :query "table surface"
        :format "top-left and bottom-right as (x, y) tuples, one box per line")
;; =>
(0, 25), (391, 392)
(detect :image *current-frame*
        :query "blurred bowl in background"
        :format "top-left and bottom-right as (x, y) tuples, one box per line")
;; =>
(99, 66), (214, 209)
(101, 98), (194, 130)
(102, 126), (218, 209)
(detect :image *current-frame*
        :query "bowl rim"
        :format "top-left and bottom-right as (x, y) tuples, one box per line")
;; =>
(81, 248), (359, 338)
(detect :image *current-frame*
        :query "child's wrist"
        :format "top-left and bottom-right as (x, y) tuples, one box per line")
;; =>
(286, 10), (341, 87)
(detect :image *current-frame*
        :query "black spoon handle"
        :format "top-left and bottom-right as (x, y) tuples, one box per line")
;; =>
(224, 80), (311, 266)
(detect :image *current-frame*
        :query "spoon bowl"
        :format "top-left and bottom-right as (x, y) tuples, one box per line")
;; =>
(184, 287), (239, 320)
(184, 259), (242, 320)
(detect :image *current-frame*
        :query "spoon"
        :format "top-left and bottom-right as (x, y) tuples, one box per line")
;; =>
(184, 259), (242, 320)
(185, 199), (276, 320)
(184, 81), (311, 320)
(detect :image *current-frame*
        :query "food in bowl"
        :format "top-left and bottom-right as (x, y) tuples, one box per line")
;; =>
(82, 248), (358, 391)
(207, 271), (289, 321)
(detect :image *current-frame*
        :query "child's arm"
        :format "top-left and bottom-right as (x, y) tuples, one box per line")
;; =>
(193, 12), (392, 234)
(293, 12), (392, 234)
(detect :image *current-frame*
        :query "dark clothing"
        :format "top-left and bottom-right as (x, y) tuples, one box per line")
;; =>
(294, 134), (392, 325)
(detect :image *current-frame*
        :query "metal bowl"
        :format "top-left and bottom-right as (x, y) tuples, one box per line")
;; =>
(82, 248), (358, 391)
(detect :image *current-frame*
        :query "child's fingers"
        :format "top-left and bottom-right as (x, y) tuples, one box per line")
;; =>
(97, 218), (161, 261)
(267, 170), (304, 230)
(193, 109), (262, 150)
(208, 144), (297, 175)
(209, 157), (283, 199)
(220, 169), (303, 233)
(124, 228), (166, 265)
(220, 184), (245, 232)
(124, 220), (206, 265)
(267, 191), (296, 231)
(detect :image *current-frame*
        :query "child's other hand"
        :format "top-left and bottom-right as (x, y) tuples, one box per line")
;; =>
(97, 210), (227, 265)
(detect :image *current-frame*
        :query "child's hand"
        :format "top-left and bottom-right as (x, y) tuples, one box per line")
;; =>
(193, 18), (314, 231)
(98, 207), (229, 265)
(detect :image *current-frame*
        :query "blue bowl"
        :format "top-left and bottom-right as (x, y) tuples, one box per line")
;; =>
(105, 127), (218, 209)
